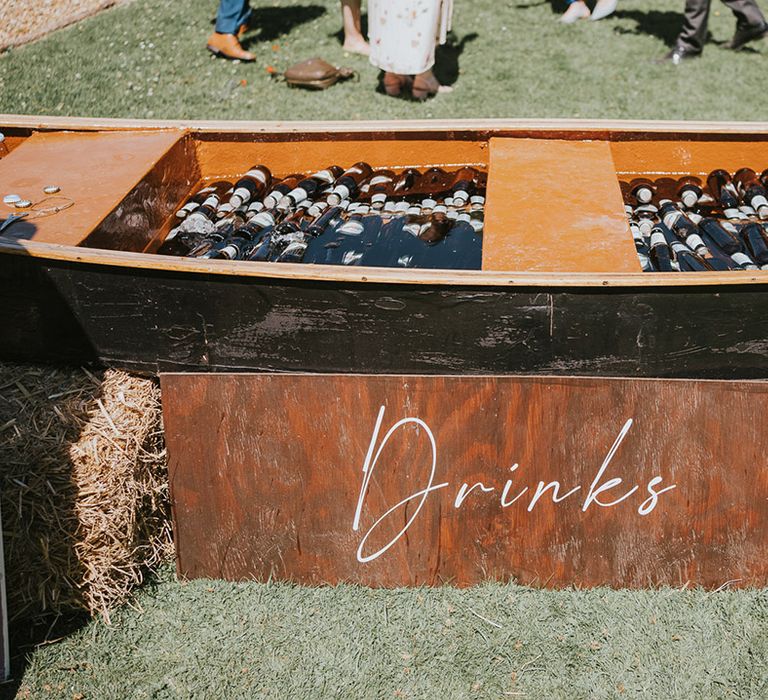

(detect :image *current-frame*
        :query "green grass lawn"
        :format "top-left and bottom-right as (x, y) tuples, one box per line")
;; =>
(7, 566), (768, 699)
(1, 0), (767, 122)
(3, 3), (768, 697)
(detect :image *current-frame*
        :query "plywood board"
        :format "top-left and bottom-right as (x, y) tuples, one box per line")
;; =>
(0, 129), (184, 246)
(162, 373), (768, 588)
(483, 138), (638, 272)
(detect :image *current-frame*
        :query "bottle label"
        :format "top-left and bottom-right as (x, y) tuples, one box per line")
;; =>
(470, 195), (485, 205)
(650, 231), (667, 248)
(287, 187), (309, 204)
(369, 175), (392, 187)
(371, 193), (387, 205)
(314, 170), (336, 184)
(662, 210), (680, 229)
(731, 252), (753, 266)
(232, 186), (251, 203)
(337, 220), (365, 236)
(176, 201), (200, 218)
(453, 189), (470, 204)
(220, 245), (239, 260)
(685, 233), (707, 254)
(750, 195), (768, 210)
(331, 184), (351, 202)
(244, 169), (269, 184)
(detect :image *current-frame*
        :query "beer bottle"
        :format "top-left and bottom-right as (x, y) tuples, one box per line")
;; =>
(276, 166), (344, 212)
(648, 223), (674, 272)
(733, 168), (768, 220)
(327, 162), (373, 205)
(449, 167), (479, 207)
(676, 177), (703, 209)
(669, 240), (713, 272)
(706, 170), (740, 216)
(659, 202), (699, 241)
(367, 169), (397, 209)
(262, 174), (303, 211)
(740, 222), (768, 265)
(697, 217), (742, 255)
(390, 168), (421, 201)
(629, 178), (656, 204)
(228, 165), (272, 210)
(175, 181), (228, 220)
(631, 223), (654, 272)
(302, 206), (350, 264)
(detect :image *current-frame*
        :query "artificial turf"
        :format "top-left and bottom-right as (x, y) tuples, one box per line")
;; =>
(7, 565), (768, 699)
(1, 0), (767, 122)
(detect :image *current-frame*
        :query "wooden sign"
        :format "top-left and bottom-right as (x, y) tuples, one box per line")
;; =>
(0, 500), (8, 681)
(161, 374), (768, 588)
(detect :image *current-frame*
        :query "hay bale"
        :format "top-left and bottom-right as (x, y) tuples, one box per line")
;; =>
(0, 363), (171, 623)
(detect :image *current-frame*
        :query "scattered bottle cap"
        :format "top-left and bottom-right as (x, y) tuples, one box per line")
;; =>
(13, 199), (32, 209)
(43, 185), (61, 194)
(3, 194), (21, 205)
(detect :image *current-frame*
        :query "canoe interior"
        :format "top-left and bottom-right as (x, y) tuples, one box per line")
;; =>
(2, 120), (768, 278)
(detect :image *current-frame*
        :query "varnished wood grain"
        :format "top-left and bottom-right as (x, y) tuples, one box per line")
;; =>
(162, 373), (768, 588)
(0, 129), (184, 246)
(484, 138), (637, 273)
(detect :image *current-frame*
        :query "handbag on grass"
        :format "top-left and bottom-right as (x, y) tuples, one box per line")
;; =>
(283, 58), (356, 90)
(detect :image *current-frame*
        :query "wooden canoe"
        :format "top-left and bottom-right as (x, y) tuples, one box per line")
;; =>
(1, 115), (767, 377)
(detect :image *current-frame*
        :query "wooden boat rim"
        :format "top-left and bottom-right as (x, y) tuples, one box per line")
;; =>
(3, 114), (768, 135)
(2, 237), (767, 287)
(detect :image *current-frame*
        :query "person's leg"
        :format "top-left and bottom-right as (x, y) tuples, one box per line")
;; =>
(722, 0), (766, 30)
(723, 0), (768, 48)
(560, 0), (591, 23)
(675, 0), (710, 52)
(208, 0), (254, 61)
(341, 0), (369, 55)
(215, 0), (251, 35)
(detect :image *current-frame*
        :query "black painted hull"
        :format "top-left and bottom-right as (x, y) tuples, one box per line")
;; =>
(1, 253), (766, 378)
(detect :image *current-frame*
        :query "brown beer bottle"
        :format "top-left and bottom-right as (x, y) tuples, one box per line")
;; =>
(629, 178), (656, 204)
(676, 177), (703, 209)
(276, 166), (344, 212)
(228, 165), (272, 209)
(262, 174), (303, 211)
(327, 162), (373, 205)
(733, 168), (768, 219)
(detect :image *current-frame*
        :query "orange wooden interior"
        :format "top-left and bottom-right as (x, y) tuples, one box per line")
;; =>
(483, 138), (638, 273)
(0, 130), (184, 246)
(610, 139), (768, 179)
(5, 127), (766, 272)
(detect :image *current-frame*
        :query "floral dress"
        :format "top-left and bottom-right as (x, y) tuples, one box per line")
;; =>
(368, 0), (453, 75)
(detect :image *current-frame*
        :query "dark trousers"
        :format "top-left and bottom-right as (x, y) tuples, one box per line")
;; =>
(677, 0), (766, 51)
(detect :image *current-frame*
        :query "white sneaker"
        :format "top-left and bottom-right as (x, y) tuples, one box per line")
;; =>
(560, 2), (591, 23)
(591, 0), (617, 21)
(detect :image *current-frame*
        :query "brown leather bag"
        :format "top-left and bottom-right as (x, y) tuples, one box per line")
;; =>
(283, 57), (355, 90)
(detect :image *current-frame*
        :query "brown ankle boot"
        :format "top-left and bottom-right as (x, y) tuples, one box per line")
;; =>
(206, 32), (255, 62)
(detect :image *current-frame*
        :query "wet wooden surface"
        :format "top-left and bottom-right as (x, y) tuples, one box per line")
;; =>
(0, 129), (183, 246)
(162, 373), (768, 588)
(483, 138), (637, 273)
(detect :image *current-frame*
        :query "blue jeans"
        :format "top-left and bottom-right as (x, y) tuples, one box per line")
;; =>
(215, 0), (251, 34)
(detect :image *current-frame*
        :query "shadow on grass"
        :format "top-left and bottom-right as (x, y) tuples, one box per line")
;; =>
(435, 32), (480, 86)
(241, 4), (327, 44)
(612, 9), (683, 46)
(1, 613), (90, 700)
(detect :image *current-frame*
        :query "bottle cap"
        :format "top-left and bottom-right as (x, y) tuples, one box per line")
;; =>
(43, 185), (61, 194)
(13, 199), (32, 209)
(3, 194), (21, 205)
(421, 198), (437, 210)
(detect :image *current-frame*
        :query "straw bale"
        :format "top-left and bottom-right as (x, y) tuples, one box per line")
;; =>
(0, 363), (171, 623)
